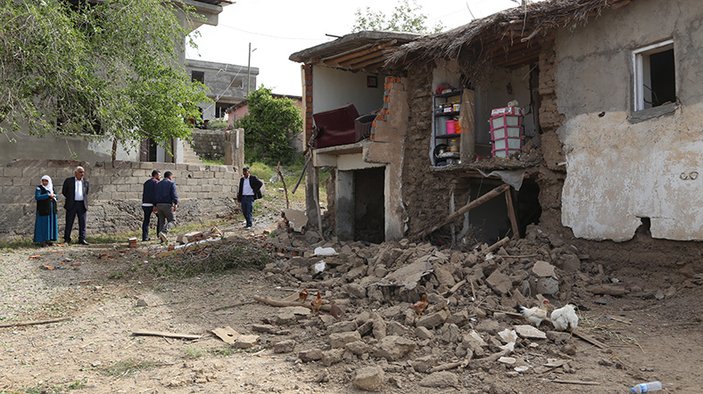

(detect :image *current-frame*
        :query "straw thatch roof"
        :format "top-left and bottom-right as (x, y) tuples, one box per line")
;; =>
(385, 0), (633, 70)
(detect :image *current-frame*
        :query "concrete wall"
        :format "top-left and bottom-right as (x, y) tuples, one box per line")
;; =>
(0, 133), (138, 166)
(0, 160), (239, 241)
(556, 0), (703, 241)
(312, 66), (384, 116)
(185, 59), (256, 121)
(191, 130), (226, 160)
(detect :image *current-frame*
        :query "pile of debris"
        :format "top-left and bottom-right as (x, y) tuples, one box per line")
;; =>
(249, 225), (622, 391)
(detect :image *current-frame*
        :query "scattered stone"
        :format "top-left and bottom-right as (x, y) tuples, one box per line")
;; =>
(273, 339), (296, 354)
(561, 344), (577, 356)
(328, 320), (358, 334)
(534, 277), (560, 295)
(418, 371), (459, 389)
(251, 324), (278, 334)
(560, 254), (581, 272)
(375, 335), (416, 361)
(387, 321), (409, 336)
(345, 283), (367, 298)
(532, 261), (557, 278)
(546, 331), (571, 345)
(498, 356), (516, 365)
(440, 323), (462, 343)
(329, 331), (362, 348)
(345, 341), (371, 356)
(486, 270), (512, 295)
(233, 335), (259, 349)
(498, 329), (517, 344)
(353, 366), (384, 392)
(357, 320), (374, 336)
(410, 356), (435, 373)
(476, 319), (501, 334)
(415, 326), (434, 340)
(321, 349), (344, 366)
(514, 325), (547, 339)
(371, 315), (387, 340)
(416, 310), (449, 329)
(434, 266), (456, 288)
(298, 348), (323, 363)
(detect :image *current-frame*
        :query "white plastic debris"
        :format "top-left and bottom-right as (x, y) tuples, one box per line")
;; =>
(314, 247), (337, 256)
(313, 260), (327, 274)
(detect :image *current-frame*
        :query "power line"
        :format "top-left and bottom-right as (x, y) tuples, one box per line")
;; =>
(212, 23), (327, 41)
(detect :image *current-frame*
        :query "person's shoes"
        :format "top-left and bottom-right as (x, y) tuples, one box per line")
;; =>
(78, 240), (89, 245)
(46, 241), (54, 246)
(64, 239), (71, 244)
(158, 232), (168, 243)
(142, 238), (150, 242)
(245, 226), (253, 231)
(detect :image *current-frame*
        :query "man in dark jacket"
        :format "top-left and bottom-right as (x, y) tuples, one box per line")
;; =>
(141, 170), (161, 241)
(154, 171), (179, 243)
(236, 166), (263, 229)
(61, 166), (90, 245)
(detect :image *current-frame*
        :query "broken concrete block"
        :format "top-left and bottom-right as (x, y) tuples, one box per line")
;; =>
(375, 335), (416, 361)
(387, 321), (409, 337)
(560, 253), (581, 272)
(251, 324), (279, 334)
(498, 356), (517, 365)
(298, 348), (323, 362)
(353, 366), (384, 392)
(410, 356), (436, 373)
(447, 310), (469, 326)
(532, 261), (557, 278)
(372, 315), (387, 340)
(382, 258), (433, 290)
(498, 329), (517, 344)
(328, 320), (358, 334)
(344, 283), (367, 298)
(345, 341), (371, 356)
(273, 339), (296, 353)
(329, 331), (362, 348)
(514, 325), (547, 339)
(486, 270), (512, 295)
(475, 319), (501, 334)
(416, 310), (449, 329)
(546, 331), (571, 345)
(415, 326), (434, 340)
(233, 335), (259, 349)
(419, 371), (459, 389)
(440, 323), (462, 344)
(321, 349), (344, 367)
(534, 277), (560, 295)
(434, 266), (456, 288)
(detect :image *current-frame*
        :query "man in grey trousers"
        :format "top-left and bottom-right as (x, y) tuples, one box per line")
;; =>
(154, 171), (178, 243)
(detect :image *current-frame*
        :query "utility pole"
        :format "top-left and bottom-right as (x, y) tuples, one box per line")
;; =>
(246, 42), (253, 97)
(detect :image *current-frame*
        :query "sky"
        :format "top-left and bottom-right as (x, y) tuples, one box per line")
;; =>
(185, 0), (524, 97)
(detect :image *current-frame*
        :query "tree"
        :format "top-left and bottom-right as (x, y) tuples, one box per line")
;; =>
(0, 0), (209, 147)
(352, 0), (443, 34)
(236, 88), (302, 166)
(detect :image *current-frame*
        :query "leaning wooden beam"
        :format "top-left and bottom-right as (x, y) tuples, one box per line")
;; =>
(505, 189), (520, 239)
(0, 317), (70, 328)
(484, 237), (510, 254)
(573, 329), (607, 349)
(253, 296), (333, 312)
(413, 184), (510, 239)
(132, 331), (201, 340)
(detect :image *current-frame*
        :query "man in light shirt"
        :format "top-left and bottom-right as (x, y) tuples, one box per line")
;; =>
(61, 166), (90, 245)
(236, 166), (263, 229)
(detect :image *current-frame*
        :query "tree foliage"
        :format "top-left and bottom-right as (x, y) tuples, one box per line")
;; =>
(352, 0), (443, 34)
(236, 88), (302, 166)
(0, 0), (209, 145)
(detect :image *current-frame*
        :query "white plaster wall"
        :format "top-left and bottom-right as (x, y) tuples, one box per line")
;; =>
(312, 66), (384, 116)
(556, 0), (703, 241)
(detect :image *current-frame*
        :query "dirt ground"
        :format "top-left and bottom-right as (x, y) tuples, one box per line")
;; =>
(1, 226), (702, 393)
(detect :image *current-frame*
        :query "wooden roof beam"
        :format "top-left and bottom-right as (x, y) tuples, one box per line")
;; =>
(323, 40), (397, 67)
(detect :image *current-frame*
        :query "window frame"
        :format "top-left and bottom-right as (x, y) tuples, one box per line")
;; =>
(632, 39), (675, 112)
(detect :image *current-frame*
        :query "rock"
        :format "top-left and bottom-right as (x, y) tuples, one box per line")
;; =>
(561, 344), (577, 356)
(298, 348), (323, 363)
(486, 270), (512, 295)
(546, 331), (571, 345)
(560, 254), (581, 272)
(357, 320), (374, 336)
(498, 329), (517, 344)
(234, 335), (259, 349)
(251, 324), (279, 334)
(344, 283), (367, 298)
(387, 321), (409, 336)
(415, 326), (434, 340)
(531, 261), (557, 278)
(273, 339), (296, 353)
(410, 356), (435, 373)
(434, 266), (456, 288)
(514, 325), (547, 339)
(475, 319), (501, 334)
(135, 298), (149, 307)
(375, 335), (416, 361)
(328, 320), (358, 334)
(372, 315), (387, 340)
(498, 356), (516, 365)
(416, 310), (449, 329)
(321, 349), (344, 366)
(418, 371), (459, 389)
(353, 366), (384, 392)
(345, 341), (371, 356)
(440, 323), (462, 343)
(534, 277), (560, 295)
(329, 331), (362, 348)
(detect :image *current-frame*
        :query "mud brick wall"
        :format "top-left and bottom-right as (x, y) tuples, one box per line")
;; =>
(401, 66), (453, 236)
(0, 160), (239, 241)
(191, 130), (226, 160)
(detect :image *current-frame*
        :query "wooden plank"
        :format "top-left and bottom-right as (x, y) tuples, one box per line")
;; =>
(484, 236), (510, 254)
(324, 41), (396, 66)
(320, 43), (374, 63)
(0, 317), (70, 328)
(132, 331), (201, 340)
(413, 184), (510, 239)
(573, 329), (607, 349)
(505, 189), (520, 239)
(459, 89), (476, 162)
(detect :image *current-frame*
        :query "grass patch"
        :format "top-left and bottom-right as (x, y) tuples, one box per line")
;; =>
(184, 346), (207, 359)
(100, 359), (160, 377)
(202, 158), (225, 166)
(17, 379), (86, 394)
(210, 347), (234, 357)
(0, 238), (36, 250)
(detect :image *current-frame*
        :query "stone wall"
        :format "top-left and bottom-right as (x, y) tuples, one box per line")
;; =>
(191, 130), (227, 160)
(0, 160), (239, 241)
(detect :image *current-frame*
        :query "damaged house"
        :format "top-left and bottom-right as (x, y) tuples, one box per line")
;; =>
(292, 0), (703, 244)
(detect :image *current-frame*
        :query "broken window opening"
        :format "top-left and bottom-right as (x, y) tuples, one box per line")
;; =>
(633, 40), (676, 111)
(191, 70), (205, 84)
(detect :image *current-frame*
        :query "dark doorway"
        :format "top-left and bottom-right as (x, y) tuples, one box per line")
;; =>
(517, 178), (542, 236)
(353, 167), (385, 243)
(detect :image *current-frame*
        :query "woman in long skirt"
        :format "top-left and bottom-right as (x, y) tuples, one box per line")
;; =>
(34, 175), (58, 246)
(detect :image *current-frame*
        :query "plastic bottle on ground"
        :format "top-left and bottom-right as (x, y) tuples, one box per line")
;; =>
(630, 381), (662, 393)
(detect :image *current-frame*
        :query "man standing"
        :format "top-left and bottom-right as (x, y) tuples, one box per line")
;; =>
(237, 166), (263, 229)
(141, 170), (161, 241)
(154, 171), (178, 243)
(61, 166), (90, 245)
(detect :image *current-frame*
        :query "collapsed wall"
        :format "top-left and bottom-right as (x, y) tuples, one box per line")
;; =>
(0, 160), (238, 241)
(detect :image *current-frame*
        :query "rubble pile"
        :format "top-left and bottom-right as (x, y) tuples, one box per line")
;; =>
(252, 225), (623, 391)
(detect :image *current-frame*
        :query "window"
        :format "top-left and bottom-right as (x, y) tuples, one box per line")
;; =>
(633, 40), (676, 111)
(191, 70), (205, 84)
(215, 102), (230, 119)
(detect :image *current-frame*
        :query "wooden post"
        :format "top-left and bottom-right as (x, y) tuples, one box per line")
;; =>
(413, 183), (510, 239)
(276, 162), (290, 209)
(459, 89), (476, 162)
(449, 183), (456, 247)
(311, 166), (324, 240)
(505, 188), (520, 239)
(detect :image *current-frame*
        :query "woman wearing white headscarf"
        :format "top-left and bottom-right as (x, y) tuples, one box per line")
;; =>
(34, 175), (58, 246)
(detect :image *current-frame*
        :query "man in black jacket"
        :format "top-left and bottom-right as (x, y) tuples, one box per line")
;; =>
(236, 166), (263, 229)
(154, 171), (179, 243)
(141, 170), (161, 241)
(61, 166), (90, 245)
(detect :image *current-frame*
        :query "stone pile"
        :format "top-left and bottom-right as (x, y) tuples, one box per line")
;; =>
(254, 225), (610, 392)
